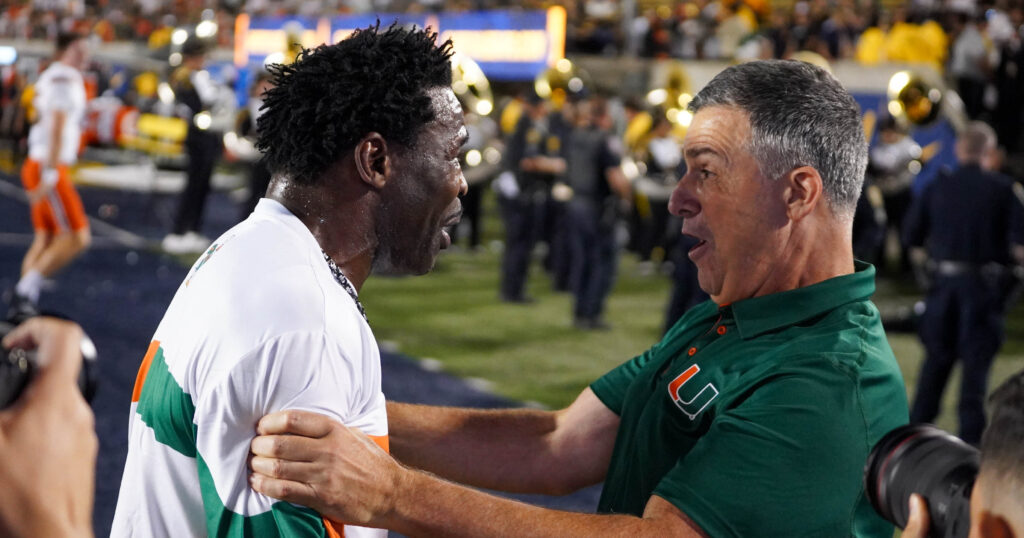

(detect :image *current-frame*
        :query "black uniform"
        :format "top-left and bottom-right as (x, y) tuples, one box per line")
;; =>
(171, 65), (223, 236)
(499, 113), (562, 302)
(235, 103), (271, 222)
(564, 124), (622, 326)
(903, 164), (1024, 443)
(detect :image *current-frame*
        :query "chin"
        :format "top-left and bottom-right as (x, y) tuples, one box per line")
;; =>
(371, 250), (435, 276)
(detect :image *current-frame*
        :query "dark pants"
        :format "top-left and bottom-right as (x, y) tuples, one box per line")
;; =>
(880, 188), (913, 274)
(957, 77), (988, 119)
(173, 131), (222, 235)
(910, 273), (1005, 444)
(567, 200), (618, 321)
(499, 192), (546, 300)
(451, 182), (483, 249)
(545, 198), (572, 292)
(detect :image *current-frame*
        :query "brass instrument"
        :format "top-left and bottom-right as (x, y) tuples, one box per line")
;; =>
(451, 52), (494, 117)
(451, 53), (502, 186)
(886, 70), (967, 132)
(534, 58), (591, 109)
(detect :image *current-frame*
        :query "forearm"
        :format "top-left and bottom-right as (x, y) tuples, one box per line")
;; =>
(606, 167), (632, 201)
(386, 470), (689, 538)
(48, 110), (66, 167)
(387, 402), (577, 494)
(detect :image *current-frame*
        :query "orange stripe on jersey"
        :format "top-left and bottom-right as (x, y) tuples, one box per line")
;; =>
(131, 341), (161, 403)
(323, 519), (344, 538)
(369, 434), (389, 453)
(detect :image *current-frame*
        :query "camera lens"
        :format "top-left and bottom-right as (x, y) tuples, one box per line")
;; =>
(0, 344), (36, 409)
(0, 320), (97, 409)
(864, 423), (979, 538)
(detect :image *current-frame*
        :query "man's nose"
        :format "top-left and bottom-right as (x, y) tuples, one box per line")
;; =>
(457, 168), (468, 197)
(668, 175), (698, 218)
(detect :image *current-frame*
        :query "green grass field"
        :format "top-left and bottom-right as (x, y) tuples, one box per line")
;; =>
(362, 192), (1024, 436)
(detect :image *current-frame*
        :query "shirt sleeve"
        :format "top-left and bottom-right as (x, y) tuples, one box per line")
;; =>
(194, 330), (360, 537)
(652, 369), (877, 537)
(590, 341), (662, 415)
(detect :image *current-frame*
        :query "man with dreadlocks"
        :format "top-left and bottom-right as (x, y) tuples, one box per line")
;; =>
(111, 24), (467, 538)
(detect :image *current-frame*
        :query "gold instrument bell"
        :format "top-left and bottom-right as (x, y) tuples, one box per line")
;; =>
(534, 58), (591, 109)
(887, 71), (944, 126)
(644, 60), (694, 141)
(450, 52), (494, 117)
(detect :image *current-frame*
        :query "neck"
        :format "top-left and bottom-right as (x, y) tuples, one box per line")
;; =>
(266, 169), (377, 291)
(769, 212), (855, 293)
(720, 212), (854, 304)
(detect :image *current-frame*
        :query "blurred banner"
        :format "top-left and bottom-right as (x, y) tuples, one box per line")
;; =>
(234, 8), (566, 81)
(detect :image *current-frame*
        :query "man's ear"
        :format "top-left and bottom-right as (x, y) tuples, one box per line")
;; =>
(355, 132), (389, 189)
(782, 166), (823, 221)
(977, 510), (1014, 538)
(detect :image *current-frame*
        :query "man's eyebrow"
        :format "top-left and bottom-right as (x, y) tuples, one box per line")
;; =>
(683, 146), (721, 160)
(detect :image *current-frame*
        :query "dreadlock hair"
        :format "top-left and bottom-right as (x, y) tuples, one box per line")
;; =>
(257, 23), (454, 184)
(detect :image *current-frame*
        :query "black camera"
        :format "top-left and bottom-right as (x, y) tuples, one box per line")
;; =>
(0, 320), (97, 409)
(864, 423), (979, 538)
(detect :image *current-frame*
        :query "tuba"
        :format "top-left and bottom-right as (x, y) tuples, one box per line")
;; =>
(451, 52), (495, 117)
(643, 60), (694, 141)
(886, 70), (967, 132)
(534, 58), (591, 109)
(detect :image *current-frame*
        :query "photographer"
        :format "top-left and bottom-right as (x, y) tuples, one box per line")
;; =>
(903, 371), (1024, 538)
(0, 317), (96, 538)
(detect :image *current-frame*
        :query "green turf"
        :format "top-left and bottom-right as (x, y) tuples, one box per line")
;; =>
(362, 194), (1024, 429)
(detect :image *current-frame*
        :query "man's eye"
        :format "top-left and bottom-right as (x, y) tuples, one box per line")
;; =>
(700, 169), (713, 180)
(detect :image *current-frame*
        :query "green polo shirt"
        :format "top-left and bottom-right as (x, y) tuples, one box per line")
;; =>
(591, 262), (907, 537)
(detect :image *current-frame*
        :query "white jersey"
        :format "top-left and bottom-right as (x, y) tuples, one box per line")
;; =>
(112, 199), (388, 538)
(28, 61), (86, 165)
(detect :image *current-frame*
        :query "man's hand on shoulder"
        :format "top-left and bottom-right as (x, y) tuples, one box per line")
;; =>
(249, 410), (403, 528)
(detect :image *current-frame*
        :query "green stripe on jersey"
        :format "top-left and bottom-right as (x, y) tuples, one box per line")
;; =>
(199, 453), (330, 537)
(135, 346), (331, 536)
(136, 346), (197, 457)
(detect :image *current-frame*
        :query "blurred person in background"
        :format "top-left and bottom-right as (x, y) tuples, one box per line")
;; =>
(867, 114), (922, 274)
(0, 317), (97, 538)
(949, 11), (992, 120)
(161, 37), (224, 255)
(564, 95), (630, 330)
(9, 31), (91, 320)
(903, 121), (1024, 445)
(236, 71), (274, 222)
(499, 91), (565, 303)
(993, 4), (1024, 155)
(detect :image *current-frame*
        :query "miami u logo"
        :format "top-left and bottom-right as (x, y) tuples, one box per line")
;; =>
(667, 364), (719, 420)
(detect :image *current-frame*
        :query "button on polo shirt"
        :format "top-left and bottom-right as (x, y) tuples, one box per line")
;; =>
(591, 262), (908, 537)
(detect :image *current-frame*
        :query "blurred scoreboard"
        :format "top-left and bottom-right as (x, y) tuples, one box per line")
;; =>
(234, 8), (566, 81)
